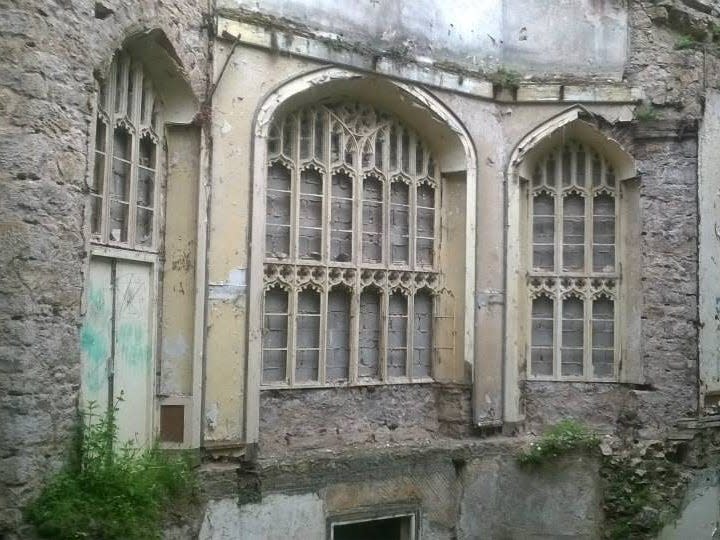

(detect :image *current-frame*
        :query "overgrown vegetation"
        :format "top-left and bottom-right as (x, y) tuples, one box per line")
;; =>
(518, 419), (600, 465)
(634, 102), (659, 122)
(487, 67), (521, 90)
(674, 34), (699, 50)
(26, 401), (197, 540)
(601, 447), (687, 539)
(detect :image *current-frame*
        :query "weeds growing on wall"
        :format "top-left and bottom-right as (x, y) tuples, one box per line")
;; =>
(634, 103), (659, 122)
(600, 446), (688, 540)
(26, 401), (197, 540)
(518, 419), (600, 465)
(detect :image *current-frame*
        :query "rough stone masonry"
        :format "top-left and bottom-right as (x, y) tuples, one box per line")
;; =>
(1, 0), (720, 537)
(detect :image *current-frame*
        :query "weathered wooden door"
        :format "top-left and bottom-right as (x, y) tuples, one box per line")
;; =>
(80, 256), (154, 445)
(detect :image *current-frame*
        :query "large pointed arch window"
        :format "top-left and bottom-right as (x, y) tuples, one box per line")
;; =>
(261, 103), (441, 387)
(527, 140), (619, 380)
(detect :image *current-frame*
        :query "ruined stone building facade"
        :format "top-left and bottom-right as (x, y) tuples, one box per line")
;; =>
(2, 0), (720, 537)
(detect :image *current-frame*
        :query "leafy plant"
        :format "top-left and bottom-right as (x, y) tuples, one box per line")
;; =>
(601, 452), (686, 539)
(635, 103), (659, 122)
(518, 419), (599, 465)
(674, 35), (698, 50)
(488, 68), (521, 90)
(26, 401), (197, 540)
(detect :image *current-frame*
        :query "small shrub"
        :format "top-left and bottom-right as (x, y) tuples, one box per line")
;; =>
(488, 68), (521, 90)
(674, 35), (697, 50)
(518, 419), (599, 466)
(26, 401), (197, 540)
(635, 103), (658, 122)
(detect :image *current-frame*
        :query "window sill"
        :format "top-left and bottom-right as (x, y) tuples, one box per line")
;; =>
(260, 377), (435, 390)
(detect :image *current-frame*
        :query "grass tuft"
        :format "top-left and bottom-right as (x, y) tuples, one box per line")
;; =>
(518, 419), (599, 466)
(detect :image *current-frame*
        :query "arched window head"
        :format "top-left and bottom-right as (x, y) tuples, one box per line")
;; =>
(261, 101), (441, 387)
(90, 52), (160, 249)
(526, 139), (620, 381)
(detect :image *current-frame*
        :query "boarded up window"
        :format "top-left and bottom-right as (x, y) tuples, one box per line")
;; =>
(262, 287), (289, 383)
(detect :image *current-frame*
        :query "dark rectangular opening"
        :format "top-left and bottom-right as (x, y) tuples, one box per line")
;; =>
(160, 404), (184, 443)
(332, 515), (413, 540)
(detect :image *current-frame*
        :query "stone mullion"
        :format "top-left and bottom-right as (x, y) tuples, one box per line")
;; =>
(322, 111), (332, 263)
(319, 284), (328, 385)
(349, 279), (361, 384)
(291, 115), (301, 262)
(407, 288), (415, 379)
(380, 284), (389, 382)
(553, 279), (562, 378)
(409, 133), (417, 269)
(583, 284), (593, 379)
(127, 65), (143, 249)
(101, 60), (118, 244)
(287, 283), (298, 386)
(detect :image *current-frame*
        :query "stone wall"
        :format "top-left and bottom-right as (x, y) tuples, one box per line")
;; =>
(199, 441), (603, 540)
(259, 384), (473, 456)
(0, 1), (208, 535)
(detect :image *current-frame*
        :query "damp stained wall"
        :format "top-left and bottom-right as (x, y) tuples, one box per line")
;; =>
(217, 0), (628, 79)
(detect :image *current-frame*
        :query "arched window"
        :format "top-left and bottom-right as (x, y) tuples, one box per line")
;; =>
(261, 102), (441, 386)
(526, 140), (620, 380)
(91, 52), (159, 249)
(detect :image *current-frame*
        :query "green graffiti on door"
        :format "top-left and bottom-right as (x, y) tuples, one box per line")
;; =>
(81, 324), (109, 393)
(116, 323), (150, 372)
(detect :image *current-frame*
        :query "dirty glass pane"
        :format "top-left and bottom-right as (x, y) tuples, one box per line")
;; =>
(531, 295), (554, 376)
(282, 118), (294, 157)
(266, 163), (291, 258)
(362, 178), (383, 263)
(93, 150), (105, 194)
(139, 136), (156, 169)
(359, 289), (382, 379)
(262, 349), (286, 383)
(137, 168), (154, 208)
(300, 109), (312, 160)
(296, 289), (320, 382)
(593, 194), (615, 272)
(388, 292), (408, 377)
(576, 147), (586, 187)
(562, 194), (585, 271)
(561, 296), (584, 376)
(331, 171), (353, 262)
(562, 146), (572, 187)
(533, 193), (555, 271)
(390, 182), (410, 264)
(136, 207), (153, 247)
(314, 110), (324, 160)
(413, 291), (433, 378)
(263, 289), (289, 357)
(299, 168), (323, 260)
(592, 297), (614, 377)
(109, 201), (128, 242)
(401, 130), (410, 173)
(90, 195), (103, 235)
(326, 288), (351, 381)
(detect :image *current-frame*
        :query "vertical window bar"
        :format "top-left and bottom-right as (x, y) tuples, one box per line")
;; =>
(295, 288), (321, 383)
(530, 295), (554, 377)
(561, 296), (584, 377)
(262, 287), (289, 384)
(387, 291), (408, 378)
(592, 296), (615, 378)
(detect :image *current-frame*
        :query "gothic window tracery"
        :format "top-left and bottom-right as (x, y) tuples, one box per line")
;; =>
(528, 140), (619, 380)
(262, 102), (440, 386)
(91, 52), (159, 250)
